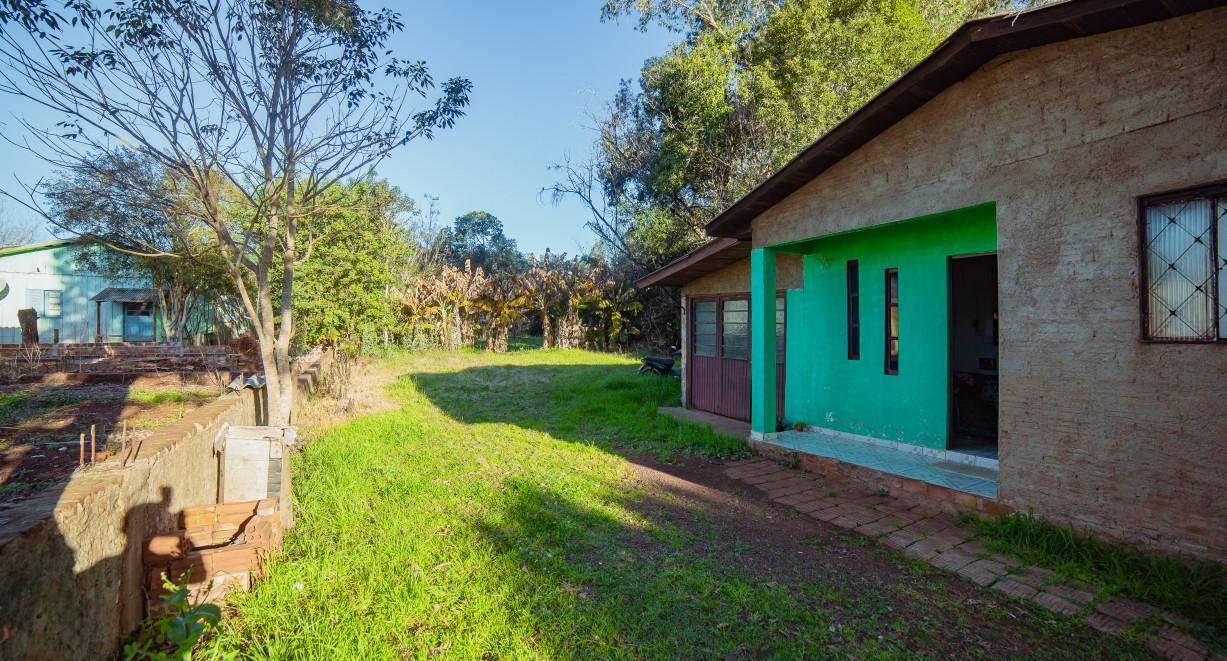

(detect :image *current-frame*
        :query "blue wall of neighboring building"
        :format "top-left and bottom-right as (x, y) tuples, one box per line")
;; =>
(0, 241), (152, 344)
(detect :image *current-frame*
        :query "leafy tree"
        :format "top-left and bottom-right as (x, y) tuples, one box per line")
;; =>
(46, 151), (235, 343)
(442, 211), (522, 273)
(0, 0), (470, 424)
(292, 178), (419, 349)
(551, 0), (1016, 346)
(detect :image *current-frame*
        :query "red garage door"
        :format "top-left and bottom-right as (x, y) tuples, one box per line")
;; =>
(689, 294), (785, 423)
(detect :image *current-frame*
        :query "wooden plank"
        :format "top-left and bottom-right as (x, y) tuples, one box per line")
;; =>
(222, 438), (274, 503)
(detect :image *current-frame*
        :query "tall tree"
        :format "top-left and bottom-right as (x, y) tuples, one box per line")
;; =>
(45, 151), (234, 343)
(0, 0), (470, 424)
(550, 0), (1005, 346)
(442, 211), (522, 273)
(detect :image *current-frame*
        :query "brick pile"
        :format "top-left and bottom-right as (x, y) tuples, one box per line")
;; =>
(144, 498), (283, 614)
(0, 341), (239, 371)
(726, 457), (1225, 661)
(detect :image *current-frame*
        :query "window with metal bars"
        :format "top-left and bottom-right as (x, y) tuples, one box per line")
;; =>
(1141, 185), (1226, 341)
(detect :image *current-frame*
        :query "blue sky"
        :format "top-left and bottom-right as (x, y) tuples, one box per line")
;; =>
(0, 1), (674, 256)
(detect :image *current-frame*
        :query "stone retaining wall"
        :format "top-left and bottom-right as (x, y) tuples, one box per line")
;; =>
(0, 356), (331, 660)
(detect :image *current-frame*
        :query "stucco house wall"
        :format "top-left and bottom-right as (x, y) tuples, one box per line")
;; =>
(743, 8), (1227, 554)
(0, 242), (151, 344)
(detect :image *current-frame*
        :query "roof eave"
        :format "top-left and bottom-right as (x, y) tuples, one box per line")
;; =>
(635, 238), (750, 289)
(702, 0), (1227, 238)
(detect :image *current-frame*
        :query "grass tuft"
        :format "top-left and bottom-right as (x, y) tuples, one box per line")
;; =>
(967, 509), (1227, 632)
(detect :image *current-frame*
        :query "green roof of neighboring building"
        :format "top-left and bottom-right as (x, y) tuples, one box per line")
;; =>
(0, 239), (79, 259)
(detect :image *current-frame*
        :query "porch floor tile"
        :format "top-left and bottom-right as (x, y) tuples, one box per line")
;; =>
(771, 430), (998, 499)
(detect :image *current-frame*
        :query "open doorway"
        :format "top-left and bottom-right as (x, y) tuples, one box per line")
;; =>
(949, 253), (998, 459)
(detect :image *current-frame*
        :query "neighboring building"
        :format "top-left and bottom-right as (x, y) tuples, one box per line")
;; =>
(0, 240), (162, 344)
(638, 0), (1227, 557)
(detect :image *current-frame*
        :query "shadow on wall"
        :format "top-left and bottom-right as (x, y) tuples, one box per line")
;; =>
(0, 384), (268, 659)
(0, 484), (175, 659)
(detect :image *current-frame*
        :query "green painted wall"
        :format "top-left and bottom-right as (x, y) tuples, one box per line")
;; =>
(778, 203), (996, 448)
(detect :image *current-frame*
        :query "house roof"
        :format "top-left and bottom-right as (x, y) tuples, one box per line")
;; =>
(0, 239), (78, 259)
(703, 0), (1227, 239)
(90, 288), (157, 304)
(635, 238), (751, 288)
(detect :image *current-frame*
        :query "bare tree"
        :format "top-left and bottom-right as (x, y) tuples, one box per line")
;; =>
(0, 0), (470, 424)
(0, 203), (39, 247)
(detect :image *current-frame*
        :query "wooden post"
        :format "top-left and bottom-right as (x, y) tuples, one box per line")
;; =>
(79, 433), (84, 467)
(90, 425), (96, 463)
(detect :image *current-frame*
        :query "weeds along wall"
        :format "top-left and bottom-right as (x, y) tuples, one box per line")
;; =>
(0, 357), (330, 660)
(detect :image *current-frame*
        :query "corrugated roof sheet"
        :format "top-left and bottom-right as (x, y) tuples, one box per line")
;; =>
(89, 288), (158, 303)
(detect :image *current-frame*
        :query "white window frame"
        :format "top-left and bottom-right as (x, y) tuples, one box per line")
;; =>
(44, 290), (62, 318)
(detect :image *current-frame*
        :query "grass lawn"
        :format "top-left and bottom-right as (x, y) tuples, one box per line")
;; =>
(211, 348), (1152, 660)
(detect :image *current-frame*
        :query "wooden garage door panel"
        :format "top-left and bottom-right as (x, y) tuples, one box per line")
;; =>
(689, 294), (785, 424)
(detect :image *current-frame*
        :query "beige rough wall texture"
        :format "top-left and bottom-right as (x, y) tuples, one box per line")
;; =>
(680, 255), (802, 405)
(748, 8), (1227, 556)
(0, 390), (260, 660)
(681, 254), (802, 298)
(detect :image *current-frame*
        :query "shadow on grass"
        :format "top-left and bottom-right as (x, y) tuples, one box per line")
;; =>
(464, 475), (1150, 660)
(409, 361), (747, 463)
(468, 477), (847, 658)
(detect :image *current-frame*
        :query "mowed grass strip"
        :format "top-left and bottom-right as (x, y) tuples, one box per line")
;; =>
(213, 349), (1153, 660)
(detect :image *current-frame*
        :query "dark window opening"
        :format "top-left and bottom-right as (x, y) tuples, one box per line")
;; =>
(950, 254), (999, 455)
(847, 260), (860, 359)
(885, 268), (899, 374)
(1140, 185), (1226, 341)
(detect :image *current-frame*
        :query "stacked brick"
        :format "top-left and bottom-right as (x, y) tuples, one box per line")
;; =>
(0, 341), (239, 371)
(144, 498), (282, 615)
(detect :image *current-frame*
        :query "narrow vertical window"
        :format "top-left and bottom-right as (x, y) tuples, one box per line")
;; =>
(692, 300), (718, 357)
(846, 260), (860, 359)
(775, 295), (786, 361)
(44, 290), (62, 318)
(885, 268), (899, 374)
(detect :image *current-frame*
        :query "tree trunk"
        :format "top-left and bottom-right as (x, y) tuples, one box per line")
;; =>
(487, 322), (508, 353)
(542, 311), (554, 349)
(17, 308), (38, 346)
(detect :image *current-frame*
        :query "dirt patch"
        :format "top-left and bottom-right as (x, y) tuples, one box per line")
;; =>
(613, 453), (1149, 659)
(0, 383), (219, 506)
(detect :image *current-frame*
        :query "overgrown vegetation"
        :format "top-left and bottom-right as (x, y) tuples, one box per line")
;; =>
(964, 509), (1227, 634)
(210, 349), (1149, 659)
(548, 0), (1044, 342)
(125, 579), (224, 661)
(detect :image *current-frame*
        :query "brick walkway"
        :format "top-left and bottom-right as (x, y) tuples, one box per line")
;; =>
(724, 457), (1224, 661)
